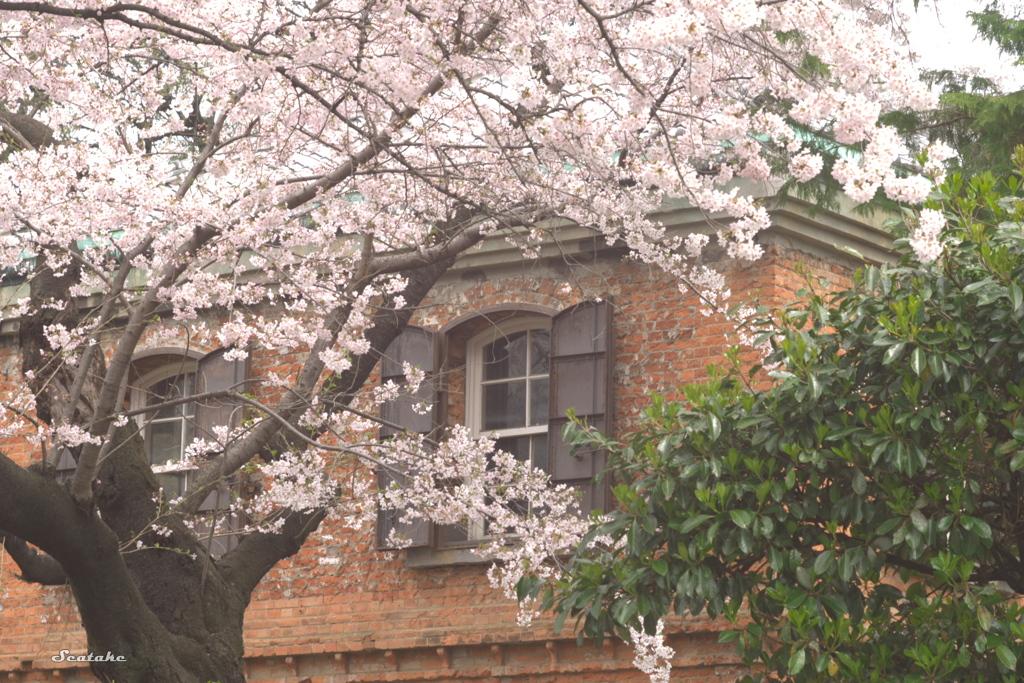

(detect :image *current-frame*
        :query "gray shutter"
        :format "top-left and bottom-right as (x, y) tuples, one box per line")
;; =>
(55, 448), (76, 485)
(548, 301), (613, 514)
(376, 327), (436, 549)
(379, 327), (436, 438)
(195, 350), (247, 444)
(195, 349), (248, 555)
(195, 486), (243, 556)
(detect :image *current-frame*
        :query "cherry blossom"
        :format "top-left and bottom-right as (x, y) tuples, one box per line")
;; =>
(910, 207), (947, 264)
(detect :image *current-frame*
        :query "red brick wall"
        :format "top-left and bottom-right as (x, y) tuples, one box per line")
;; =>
(0, 233), (862, 682)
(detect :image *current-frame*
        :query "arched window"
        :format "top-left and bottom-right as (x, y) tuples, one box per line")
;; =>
(132, 361), (198, 498)
(467, 316), (551, 478)
(377, 300), (614, 557)
(130, 349), (248, 554)
(465, 317), (551, 537)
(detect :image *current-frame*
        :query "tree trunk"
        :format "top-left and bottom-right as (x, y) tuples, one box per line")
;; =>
(0, 428), (250, 683)
(0, 222), (480, 682)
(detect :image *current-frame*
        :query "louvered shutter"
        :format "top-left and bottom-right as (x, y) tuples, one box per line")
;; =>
(195, 350), (247, 444)
(376, 326), (436, 549)
(55, 448), (76, 485)
(195, 349), (248, 555)
(548, 300), (613, 514)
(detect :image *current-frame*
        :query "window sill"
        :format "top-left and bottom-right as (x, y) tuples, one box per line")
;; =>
(404, 545), (493, 568)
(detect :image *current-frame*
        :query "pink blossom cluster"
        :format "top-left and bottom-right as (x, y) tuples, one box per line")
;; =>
(628, 620), (675, 683)
(910, 208), (947, 264)
(789, 152), (825, 184)
(923, 141), (957, 183)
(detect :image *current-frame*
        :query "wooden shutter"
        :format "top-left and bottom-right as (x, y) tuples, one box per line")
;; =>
(379, 327), (436, 438)
(548, 300), (613, 514)
(194, 349), (248, 555)
(195, 350), (247, 444)
(196, 486), (244, 556)
(376, 327), (436, 549)
(55, 448), (76, 485)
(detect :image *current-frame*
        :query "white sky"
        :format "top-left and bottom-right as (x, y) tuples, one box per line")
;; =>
(902, 0), (1023, 90)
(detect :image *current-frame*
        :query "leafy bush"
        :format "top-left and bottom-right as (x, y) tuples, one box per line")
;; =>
(545, 167), (1024, 682)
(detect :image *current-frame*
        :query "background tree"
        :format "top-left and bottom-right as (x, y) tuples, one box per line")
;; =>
(778, 2), (1024, 214)
(0, 1), (933, 681)
(547, 159), (1024, 681)
(876, 1), (1024, 178)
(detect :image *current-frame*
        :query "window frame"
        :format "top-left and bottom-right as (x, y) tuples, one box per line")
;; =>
(131, 360), (200, 495)
(379, 300), (614, 562)
(130, 350), (250, 554)
(463, 315), (552, 541)
(466, 315), (552, 440)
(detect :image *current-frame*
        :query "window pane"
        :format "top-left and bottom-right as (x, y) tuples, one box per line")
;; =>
(529, 377), (549, 426)
(147, 377), (175, 418)
(148, 374), (195, 418)
(495, 436), (531, 463)
(484, 331), (527, 380)
(531, 434), (549, 473)
(530, 330), (550, 374)
(148, 420), (182, 465)
(156, 472), (188, 499)
(440, 522), (469, 545)
(183, 373), (196, 416)
(483, 380), (526, 430)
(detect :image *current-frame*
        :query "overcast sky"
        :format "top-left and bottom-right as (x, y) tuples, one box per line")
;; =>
(902, 0), (1023, 89)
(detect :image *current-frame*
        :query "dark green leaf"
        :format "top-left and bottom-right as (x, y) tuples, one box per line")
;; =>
(730, 509), (755, 529)
(883, 343), (906, 365)
(852, 468), (867, 495)
(997, 645), (1017, 671)
(789, 648), (807, 675)
(674, 514), (714, 534)
(910, 347), (926, 376)
(1011, 450), (1024, 472)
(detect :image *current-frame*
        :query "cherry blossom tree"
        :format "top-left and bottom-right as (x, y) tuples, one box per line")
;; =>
(0, 0), (934, 681)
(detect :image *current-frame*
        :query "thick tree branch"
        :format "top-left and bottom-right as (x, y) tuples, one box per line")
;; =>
(219, 506), (327, 596)
(0, 2), (262, 54)
(0, 531), (68, 585)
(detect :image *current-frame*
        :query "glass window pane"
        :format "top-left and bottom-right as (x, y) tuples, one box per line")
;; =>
(508, 497), (529, 517)
(530, 330), (550, 374)
(147, 377), (174, 418)
(148, 374), (195, 418)
(182, 374), (196, 416)
(148, 420), (182, 465)
(484, 331), (527, 380)
(531, 434), (549, 473)
(441, 522), (469, 545)
(495, 436), (531, 463)
(483, 380), (526, 430)
(529, 378), (549, 426)
(156, 472), (188, 499)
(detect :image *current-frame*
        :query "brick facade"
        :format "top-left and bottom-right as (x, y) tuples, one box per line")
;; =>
(0, 196), (889, 682)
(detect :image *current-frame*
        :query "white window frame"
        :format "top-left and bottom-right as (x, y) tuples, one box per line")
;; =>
(131, 362), (199, 488)
(465, 316), (551, 539)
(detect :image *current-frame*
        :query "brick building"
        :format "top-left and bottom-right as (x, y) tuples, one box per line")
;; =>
(0, 189), (892, 682)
